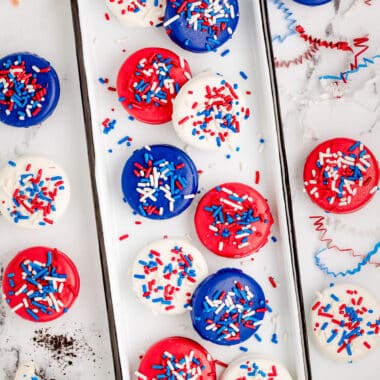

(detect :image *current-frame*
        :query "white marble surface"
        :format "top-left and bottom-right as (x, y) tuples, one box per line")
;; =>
(268, 0), (380, 379)
(0, 1), (115, 379)
(2, 1), (379, 379)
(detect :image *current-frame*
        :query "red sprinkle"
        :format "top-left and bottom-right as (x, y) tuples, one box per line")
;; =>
(268, 276), (277, 288)
(255, 171), (260, 185)
(214, 360), (228, 368)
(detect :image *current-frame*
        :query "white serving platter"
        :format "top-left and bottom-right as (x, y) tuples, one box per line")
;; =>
(0, 1), (116, 379)
(76, 0), (310, 379)
(267, 1), (380, 379)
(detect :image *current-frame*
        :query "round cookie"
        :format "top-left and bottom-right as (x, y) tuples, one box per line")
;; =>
(106, 0), (165, 28)
(14, 362), (40, 380)
(311, 283), (380, 362)
(172, 72), (249, 150)
(137, 336), (216, 380)
(2, 246), (80, 322)
(132, 239), (208, 314)
(117, 47), (191, 124)
(0, 156), (70, 228)
(194, 183), (273, 258)
(293, 0), (331, 5)
(221, 355), (292, 380)
(164, 0), (240, 53)
(0, 52), (60, 128)
(190, 268), (267, 345)
(303, 138), (379, 213)
(121, 145), (198, 219)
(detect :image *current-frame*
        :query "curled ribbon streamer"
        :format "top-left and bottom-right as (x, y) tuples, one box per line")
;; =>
(350, 37), (370, 70)
(314, 242), (380, 277)
(319, 54), (380, 81)
(275, 44), (319, 68)
(318, 36), (370, 82)
(295, 25), (353, 52)
(270, 0), (298, 43)
(310, 216), (380, 267)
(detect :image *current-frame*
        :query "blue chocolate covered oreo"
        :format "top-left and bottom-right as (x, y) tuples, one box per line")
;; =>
(190, 268), (267, 345)
(164, 0), (239, 53)
(293, 0), (331, 5)
(121, 144), (198, 219)
(0, 52), (60, 128)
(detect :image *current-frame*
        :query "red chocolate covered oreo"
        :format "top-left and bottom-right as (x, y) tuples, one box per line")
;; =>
(117, 47), (191, 124)
(137, 336), (216, 380)
(304, 138), (379, 213)
(2, 246), (80, 322)
(194, 183), (273, 258)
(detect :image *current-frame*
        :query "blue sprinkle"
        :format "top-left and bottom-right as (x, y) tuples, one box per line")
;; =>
(239, 71), (248, 80)
(221, 49), (230, 57)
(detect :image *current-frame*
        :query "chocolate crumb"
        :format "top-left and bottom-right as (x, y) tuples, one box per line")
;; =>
(32, 328), (96, 371)
(35, 368), (56, 380)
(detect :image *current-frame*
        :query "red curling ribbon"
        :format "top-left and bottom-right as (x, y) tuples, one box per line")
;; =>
(310, 216), (380, 267)
(295, 25), (353, 52)
(274, 44), (319, 68)
(350, 36), (370, 69)
(339, 36), (369, 83)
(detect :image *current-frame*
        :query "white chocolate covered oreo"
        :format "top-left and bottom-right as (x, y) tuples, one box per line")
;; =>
(132, 239), (208, 314)
(106, 0), (165, 28)
(14, 362), (40, 380)
(311, 283), (380, 362)
(0, 156), (70, 228)
(172, 72), (249, 150)
(221, 355), (292, 380)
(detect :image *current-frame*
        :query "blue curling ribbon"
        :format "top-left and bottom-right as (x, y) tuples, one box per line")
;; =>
(314, 241), (380, 277)
(269, 0), (298, 43)
(319, 55), (380, 81)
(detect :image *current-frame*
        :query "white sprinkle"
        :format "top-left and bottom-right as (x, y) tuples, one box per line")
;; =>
(11, 303), (24, 312)
(15, 284), (27, 296)
(135, 372), (148, 380)
(163, 14), (180, 27)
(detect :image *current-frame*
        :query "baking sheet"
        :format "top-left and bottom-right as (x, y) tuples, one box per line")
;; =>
(267, 0), (380, 379)
(76, 0), (309, 379)
(0, 1), (115, 379)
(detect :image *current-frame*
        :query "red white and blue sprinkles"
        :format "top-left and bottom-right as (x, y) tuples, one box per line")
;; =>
(191, 269), (267, 345)
(132, 239), (208, 314)
(2, 247), (79, 322)
(311, 283), (380, 361)
(304, 138), (379, 213)
(0, 52), (60, 128)
(202, 281), (266, 342)
(0, 156), (70, 228)
(121, 145), (198, 219)
(221, 356), (293, 380)
(106, 0), (165, 28)
(117, 47), (191, 124)
(194, 183), (273, 258)
(137, 337), (216, 380)
(164, 0), (240, 53)
(136, 349), (207, 380)
(172, 73), (249, 150)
